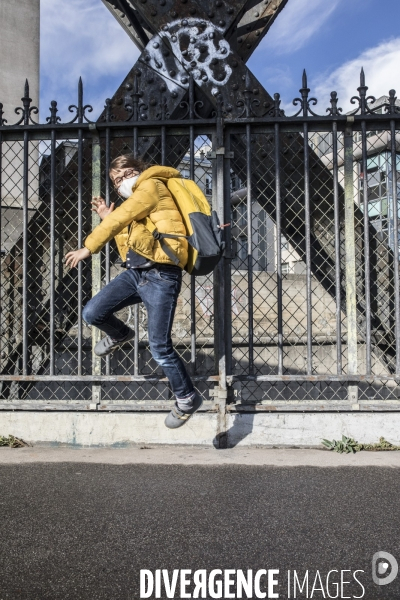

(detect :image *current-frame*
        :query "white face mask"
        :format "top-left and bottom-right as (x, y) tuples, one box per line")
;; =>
(118, 174), (140, 199)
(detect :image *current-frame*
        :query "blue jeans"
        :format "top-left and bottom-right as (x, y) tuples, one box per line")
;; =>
(82, 265), (194, 399)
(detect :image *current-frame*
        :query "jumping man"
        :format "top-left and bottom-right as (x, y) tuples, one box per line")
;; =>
(65, 155), (202, 428)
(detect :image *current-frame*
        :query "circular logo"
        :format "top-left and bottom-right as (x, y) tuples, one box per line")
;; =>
(372, 551), (398, 586)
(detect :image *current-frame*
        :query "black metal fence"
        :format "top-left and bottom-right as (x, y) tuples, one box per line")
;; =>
(1, 71), (400, 419)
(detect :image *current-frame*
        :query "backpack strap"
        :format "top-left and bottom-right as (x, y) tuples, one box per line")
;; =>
(152, 229), (188, 266)
(143, 182), (191, 266)
(143, 215), (188, 266)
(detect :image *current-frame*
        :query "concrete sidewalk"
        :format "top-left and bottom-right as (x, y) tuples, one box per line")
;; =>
(1, 445), (400, 466)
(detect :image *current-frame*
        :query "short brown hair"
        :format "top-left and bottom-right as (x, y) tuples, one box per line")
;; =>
(109, 154), (148, 173)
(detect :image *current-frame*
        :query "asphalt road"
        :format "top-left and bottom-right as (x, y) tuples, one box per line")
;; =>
(0, 461), (399, 599)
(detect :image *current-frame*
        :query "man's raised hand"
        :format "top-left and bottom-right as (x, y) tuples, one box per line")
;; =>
(65, 247), (91, 269)
(91, 196), (115, 220)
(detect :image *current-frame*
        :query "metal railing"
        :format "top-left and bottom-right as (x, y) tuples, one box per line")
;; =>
(1, 71), (400, 425)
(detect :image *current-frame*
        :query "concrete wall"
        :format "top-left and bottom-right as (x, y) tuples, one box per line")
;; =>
(1, 411), (400, 447)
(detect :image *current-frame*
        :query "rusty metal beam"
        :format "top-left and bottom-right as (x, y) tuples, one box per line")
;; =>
(227, 0), (289, 61)
(100, 0), (151, 49)
(102, 0), (289, 62)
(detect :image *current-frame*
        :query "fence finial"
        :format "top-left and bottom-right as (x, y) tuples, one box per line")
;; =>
(352, 66), (376, 115)
(273, 92), (284, 117)
(327, 91), (342, 116)
(300, 69), (310, 116)
(78, 77), (83, 123)
(47, 100), (60, 125)
(302, 69), (308, 90)
(387, 89), (399, 115)
(21, 79), (33, 125)
(104, 98), (112, 122)
(360, 67), (365, 88)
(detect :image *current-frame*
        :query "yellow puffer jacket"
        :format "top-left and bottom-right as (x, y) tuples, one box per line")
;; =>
(84, 166), (188, 269)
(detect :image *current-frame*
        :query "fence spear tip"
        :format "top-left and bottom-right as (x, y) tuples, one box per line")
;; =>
(302, 69), (307, 89)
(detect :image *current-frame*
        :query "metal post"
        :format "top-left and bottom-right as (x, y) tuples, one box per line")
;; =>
(0, 127), (3, 371)
(303, 122), (312, 375)
(77, 129), (83, 375)
(49, 129), (56, 376)
(361, 120), (371, 374)
(105, 126), (111, 376)
(275, 123), (283, 375)
(332, 121), (342, 374)
(246, 123), (254, 375)
(189, 122), (197, 372)
(133, 125), (139, 377)
(344, 117), (358, 403)
(223, 133), (233, 380)
(213, 98), (227, 448)
(390, 119), (400, 375)
(187, 79), (197, 373)
(22, 131), (29, 376)
(91, 130), (102, 406)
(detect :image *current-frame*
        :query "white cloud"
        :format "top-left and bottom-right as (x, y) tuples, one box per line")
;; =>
(40, 0), (140, 118)
(313, 38), (400, 112)
(262, 65), (293, 90)
(262, 0), (342, 55)
(259, 65), (295, 114)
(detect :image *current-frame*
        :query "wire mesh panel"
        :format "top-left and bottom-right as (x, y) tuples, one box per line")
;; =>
(1, 133), (94, 402)
(95, 132), (217, 405)
(1, 71), (400, 410)
(0, 128), (220, 405)
(226, 116), (400, 403)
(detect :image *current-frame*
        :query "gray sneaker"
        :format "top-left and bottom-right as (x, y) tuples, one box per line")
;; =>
(164, 394), (203, 429)
(94, 328), (135, 357)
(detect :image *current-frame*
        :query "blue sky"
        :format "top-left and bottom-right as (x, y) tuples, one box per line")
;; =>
(40, 0), (400, 119)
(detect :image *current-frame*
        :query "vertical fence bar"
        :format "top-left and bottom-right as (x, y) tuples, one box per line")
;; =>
(134, 304), (139, 377)
(77, 79), (85, 379)
(390, 119), (400, 375)
(361, 120), (371, 374)
(332, 121), (342, 374)
(161, 125), (166, 164)
(246, 123), (254, 374)
(77, 128), (83, 375)
(22, 131), (29, 375)
(105, 126), (111, 376)
(303, 122), (312, 375)
(188, 74), (197, 373)
(91, 132), (102, 405)
(133, 125), (139, 377)
(49, 129), (56, 376)
(214, 119), (226, 385)
(189, 118), (196, 371)
(213, 98), (227, 447)
(0, 127), (3, 370)
(274, 123), (283, 375)
(344, 117), (358, 401)
(223, 131), (233, 378)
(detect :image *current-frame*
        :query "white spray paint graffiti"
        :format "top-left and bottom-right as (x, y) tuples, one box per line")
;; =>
(144, 18), (232, 94)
